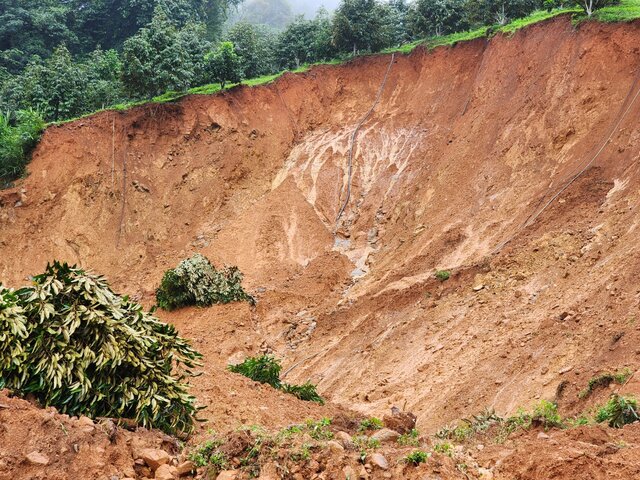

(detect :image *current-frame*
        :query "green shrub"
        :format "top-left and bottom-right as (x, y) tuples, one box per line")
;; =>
(189, 438), (225, 467)
(306, 418), (333, 440)
(0, 262), (201, 436)
(435, 270), (451, 282)
(358, 417), (383, 432)
(228, 355), (282, 388)
(433, 442), (454, 456)
(156, 254), (254, 311)
(0, 109), (45, 187)
(579, 369), (632, 399)
(595, 395), (639, 428)
(228, 354), (324, 404)
(282, 382), (324, 404)
(404, 450), (430, 465)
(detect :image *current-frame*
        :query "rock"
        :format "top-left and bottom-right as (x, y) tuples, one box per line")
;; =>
(371, 428), (400, 442)
(25, 451), (49, 465)
(335, 431), (354, 449)
(473, 284), (484, 291)
(326, 440), (344, 452)
(537, 432), (550, 439)
(343, 466), (357, 479)
(139, 449), (171, 471)
(478, 467), (493, 479)
(369, 453), (389, 470)
(257, 462), (279, 480)
(216, 471), (239, 480)
(176, 461), (195, 476)
(155, 464), (176, 480)
(383, 408), (416, 434)
(78, 415), (94, 427)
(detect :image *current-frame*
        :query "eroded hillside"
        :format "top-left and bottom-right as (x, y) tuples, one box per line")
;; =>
(1, 15), (640, 480)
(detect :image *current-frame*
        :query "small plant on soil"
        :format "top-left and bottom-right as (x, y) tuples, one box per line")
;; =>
(404, 450), (430, 465)
(306, 418), (333, 440)
(156, 253), (254, 310)
(595, 395), (640, 428)
(435, 270), (451, 281)
(353, 435), (381, 450)
(358, 417), (383, 432)
(188, 439), (225, 467)
(578, 369), (632, 399)
(433, 441), (454, 456)
(398, 428), (420, 446)
(0, 262), (202, 436)
(228, 355), (324, 404)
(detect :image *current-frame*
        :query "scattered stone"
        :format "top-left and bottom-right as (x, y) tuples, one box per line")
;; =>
(473, 284), (484, 291)
(371, 428), (400, 442)
(155, 464), (176, 480)
(25, 452), (49, 466)
(537, 432), (550, 440)
(382, 407), (416, 434)
(335, 431), (354, 449)
(478, 467), (493, 479)
(176, 461), (195, 476)
(558, 366), (573, 375)
(326, 440), (344, 452)
(476, 444), (485, 450)
(370, 453), (389, 470)
(343, 466), (357, 479)
(257, 463), (279, 480)
(139, 449), (171, 471)
(216, 471), (239, 480)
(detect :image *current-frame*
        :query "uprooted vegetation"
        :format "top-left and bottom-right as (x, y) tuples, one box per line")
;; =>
(578, 369), (633, 398)
(0, 261), (201, 435)
(228, 355), (324, 404)
(156, 253), (254, 311)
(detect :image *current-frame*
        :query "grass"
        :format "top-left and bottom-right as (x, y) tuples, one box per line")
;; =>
(592, 0), (640, 22)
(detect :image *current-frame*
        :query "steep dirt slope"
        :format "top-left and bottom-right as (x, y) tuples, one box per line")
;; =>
(1, 15), (640, 479)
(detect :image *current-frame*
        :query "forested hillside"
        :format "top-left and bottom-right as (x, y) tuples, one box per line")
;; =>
(0, 0), (635, 186)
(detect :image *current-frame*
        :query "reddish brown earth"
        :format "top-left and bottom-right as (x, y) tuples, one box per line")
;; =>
(2, 15), (640, 480)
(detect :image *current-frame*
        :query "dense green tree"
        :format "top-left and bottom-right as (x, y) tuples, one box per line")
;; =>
(121, 8), (209, 98)
(205, 41), (243, 88)
(463, 0), (542, 26)
(332, 0), (390, 54)
(225, 22), (277, 78)
(410, 0), (469, 37)
(571, 0), (618, 15)
(275, 16), (318, 69)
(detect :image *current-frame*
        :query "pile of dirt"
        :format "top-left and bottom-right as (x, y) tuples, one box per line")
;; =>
(1, 14), (640, 480)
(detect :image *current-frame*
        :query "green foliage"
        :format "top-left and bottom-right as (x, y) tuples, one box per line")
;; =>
(579, 369), (632, 399)
(156, 254), (253, 311)
(358, 417), (383, 432)
(188, 438), (225, 467)
(205, 41), (244, 89)
(410, 0), (469, 37)
(282, 382), (325, 404)
(0, 261), (202, 436)
(122, 8), (209, 98)
(225, 22), (277, 79)
(353, 435), (381, 450)
(404, 450), (430, 465)
(0, 109), (45, 187)
(433, 441), (454, 456)
(332, 0), (393, 54)
(435, 270), (451, 281)
(398, 428), (420, 446)
(595, 395), (639, 428)
(572, 0), (620, 16)
(306, 418), (333, 440)
(591, 0), (640, 21)
(228, 354), (282, 388)
(228, 354), (325, 404)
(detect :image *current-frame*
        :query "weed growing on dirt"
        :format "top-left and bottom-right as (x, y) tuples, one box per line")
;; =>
(353, 435), (381, 451)
(0, 262), (202, 436)
(404, 450), (430, 465)
(436, 408), (502, 442)
(188, 439), (225, 467)
(156, 253), (254, 310)
(228, 355), (324, 404)
(358, 417), (383, 432)
(397, 428), (420, 447)
(435, 270), (451, 281)
(595, 395), (640, 428)
(306, 418), (334, 440)
(578, 369), (632, 399)
(433, 442), (454, 456)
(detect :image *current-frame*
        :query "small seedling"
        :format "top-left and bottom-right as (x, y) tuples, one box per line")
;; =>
(358, 417), (383, 432)
(404, 450), (430, 465)
(435, 270), (451, 282)
(397, 428), (420, 447)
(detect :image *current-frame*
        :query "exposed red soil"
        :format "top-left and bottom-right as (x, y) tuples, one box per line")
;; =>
(2, 15), (640, 479)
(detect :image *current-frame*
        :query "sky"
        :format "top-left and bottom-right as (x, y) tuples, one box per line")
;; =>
(288, 0), (341, 17)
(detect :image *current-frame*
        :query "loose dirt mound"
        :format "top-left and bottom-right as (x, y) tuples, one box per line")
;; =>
(1, 15), (640, 479)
